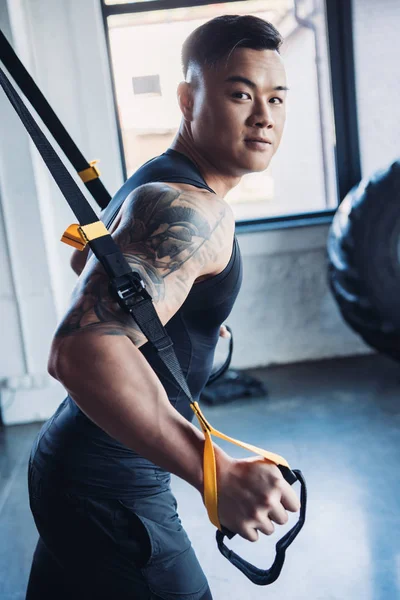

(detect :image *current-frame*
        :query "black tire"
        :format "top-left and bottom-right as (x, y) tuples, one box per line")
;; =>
(327, 159), (400, 362)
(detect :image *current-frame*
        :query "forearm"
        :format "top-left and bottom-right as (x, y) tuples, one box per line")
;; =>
(50, 333), (206, 493)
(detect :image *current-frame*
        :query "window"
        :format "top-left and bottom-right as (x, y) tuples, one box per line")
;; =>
(104, 0), (159, 5)
(101, 0), (360, 226)
(132, 74), (161, 96)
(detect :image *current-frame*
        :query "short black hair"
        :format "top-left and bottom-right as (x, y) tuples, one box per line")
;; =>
(181, 15), (283, 78)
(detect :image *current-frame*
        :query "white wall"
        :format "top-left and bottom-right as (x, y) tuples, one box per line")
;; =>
(352, 0), (400, 176)
(225, 224), (369, 368)
(0, 0), (124, 425)
(1, 0), (394, 424)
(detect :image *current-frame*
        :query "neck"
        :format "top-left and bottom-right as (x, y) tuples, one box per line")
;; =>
(169, 128), (241, 198)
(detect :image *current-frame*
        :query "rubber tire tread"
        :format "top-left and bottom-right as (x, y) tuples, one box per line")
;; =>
(327, 160), (400, 361)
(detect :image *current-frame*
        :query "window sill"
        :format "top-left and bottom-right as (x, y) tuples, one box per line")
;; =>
(234, 211), (336, 257)
(235, 210), (335, 234)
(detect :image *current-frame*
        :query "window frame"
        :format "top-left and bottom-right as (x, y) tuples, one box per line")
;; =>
(100, 0), (361, 232)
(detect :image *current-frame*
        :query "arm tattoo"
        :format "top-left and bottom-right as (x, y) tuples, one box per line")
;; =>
(55, 184), (227, 344)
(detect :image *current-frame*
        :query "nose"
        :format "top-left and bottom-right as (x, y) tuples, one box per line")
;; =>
(251, 101), (274, 129)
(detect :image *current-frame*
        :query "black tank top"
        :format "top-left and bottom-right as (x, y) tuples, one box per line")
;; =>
(31, 149), (243, 497)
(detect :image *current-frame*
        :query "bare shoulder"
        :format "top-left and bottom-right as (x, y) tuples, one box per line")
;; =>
(120, 181), (233, 243)
(115, 181), (235, 277)
(51, 182), (234, 350)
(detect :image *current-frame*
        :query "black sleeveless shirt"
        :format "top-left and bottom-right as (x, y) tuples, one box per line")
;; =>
(31, 149), (243, 497)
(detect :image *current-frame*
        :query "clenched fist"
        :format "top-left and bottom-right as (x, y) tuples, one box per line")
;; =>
(212, 446), (300, 542)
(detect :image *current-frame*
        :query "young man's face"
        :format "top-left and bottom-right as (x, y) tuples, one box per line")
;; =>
(189, 48), (287, 177)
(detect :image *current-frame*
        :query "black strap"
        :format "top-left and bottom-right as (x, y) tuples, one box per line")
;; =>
(0, 60), (306, 586)
(0, 29), (111, 210)
(115, 294), (194, 403)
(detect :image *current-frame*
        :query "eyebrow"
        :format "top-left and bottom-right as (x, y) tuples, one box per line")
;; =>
(224, 75), (289, 91)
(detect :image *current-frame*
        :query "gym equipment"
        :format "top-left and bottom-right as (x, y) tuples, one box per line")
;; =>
(327, 160), (400, 361)
(203, 325), (268, 405)
(0, 30), (110, 209)
(202, 369), (268, 405)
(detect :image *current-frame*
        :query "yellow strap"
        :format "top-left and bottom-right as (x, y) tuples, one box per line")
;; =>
(203, 429), (219, 528)
(191, 401), (291, 530)
(60, 221), (109, 250)
(78, 160), (101, 183)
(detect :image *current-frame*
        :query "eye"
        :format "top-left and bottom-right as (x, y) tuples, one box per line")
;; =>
(269, 97), (284, 105)
(232, 91), (251, 100)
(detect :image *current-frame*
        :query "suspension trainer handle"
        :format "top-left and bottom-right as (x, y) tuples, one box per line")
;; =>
(216, 469), (307, 585)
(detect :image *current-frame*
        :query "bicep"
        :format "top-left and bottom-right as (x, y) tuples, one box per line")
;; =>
(57, 252), (196, 348)
(52, 183), (229, 351)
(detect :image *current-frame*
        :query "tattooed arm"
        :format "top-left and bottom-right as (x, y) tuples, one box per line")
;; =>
(49, 182), (234, 493)
(58, 182), (231, 342)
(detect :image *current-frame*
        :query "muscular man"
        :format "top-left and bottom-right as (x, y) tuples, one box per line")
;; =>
(26, 14), (300, 600)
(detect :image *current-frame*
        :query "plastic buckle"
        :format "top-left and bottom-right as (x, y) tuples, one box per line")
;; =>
(109, 272), (151, 313)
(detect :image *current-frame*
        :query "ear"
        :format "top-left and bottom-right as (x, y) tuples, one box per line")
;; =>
(177, 81), (194, 121)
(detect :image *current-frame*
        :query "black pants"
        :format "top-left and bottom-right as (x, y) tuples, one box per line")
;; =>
(26, 461), (213, 599)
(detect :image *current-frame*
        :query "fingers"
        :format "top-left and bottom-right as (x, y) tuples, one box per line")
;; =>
(268, 503), (289, 525)
(242, 508), (286, 541)
(239, 499), (289, 542)
(256, 517), (275, 537)
(240, 527), (259, 542)
(281, 483), (301, 513)
(256, 485), (299, 540)
(218, 457), (300, 544)
(255, 502), (288, 536)
(242, 490), (296, 541)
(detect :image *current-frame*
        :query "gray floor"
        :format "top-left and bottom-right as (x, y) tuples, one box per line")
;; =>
(1, 353), (400, 600)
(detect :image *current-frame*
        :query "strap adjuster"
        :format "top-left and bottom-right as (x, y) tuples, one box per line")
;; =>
(61, 221), (109, 250)
(78, 160), (101, 183)
(109, 272), (151, 312)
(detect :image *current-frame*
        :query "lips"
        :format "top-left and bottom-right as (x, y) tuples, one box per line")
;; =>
(244, 138), (272, 152)
(244, 138), (272, 144)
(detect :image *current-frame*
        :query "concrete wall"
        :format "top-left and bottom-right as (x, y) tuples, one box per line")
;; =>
(1, 0), (396, 424)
